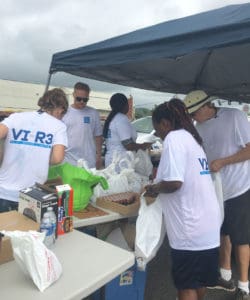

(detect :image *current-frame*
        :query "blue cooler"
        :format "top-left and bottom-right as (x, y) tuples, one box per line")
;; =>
(93, 263), (146, 300)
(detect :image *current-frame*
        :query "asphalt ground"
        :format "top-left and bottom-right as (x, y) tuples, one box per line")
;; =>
(83, 224), (243, 300)
(145, 236), (241, 300)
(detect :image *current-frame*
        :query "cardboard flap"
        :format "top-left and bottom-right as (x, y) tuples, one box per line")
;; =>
(0, 211), (39, 231)
(0, 211), (40, 265)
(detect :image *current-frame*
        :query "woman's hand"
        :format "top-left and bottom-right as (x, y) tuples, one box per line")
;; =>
(144, 184), (159, 197)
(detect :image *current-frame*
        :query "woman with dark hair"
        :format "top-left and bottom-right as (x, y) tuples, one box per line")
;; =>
(145, 98), (221, 300)
(103, 93), (151, 168)
(0, 88), (68, 212)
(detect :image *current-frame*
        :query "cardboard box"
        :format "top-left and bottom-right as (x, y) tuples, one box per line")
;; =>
(96, 192), (140, 215)
(18, 184), (58, 229)
(0, 211), (39, 265)
(44, 177), (63, 189)
(43, 180), (73, 235)
(56, 184), (73, 235)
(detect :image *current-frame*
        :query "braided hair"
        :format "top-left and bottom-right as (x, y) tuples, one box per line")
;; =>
(152, 98), (203, 145)
(103, 93), (128, 138)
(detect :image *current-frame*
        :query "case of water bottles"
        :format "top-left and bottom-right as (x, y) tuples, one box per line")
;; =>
(18, 184), (59, 246)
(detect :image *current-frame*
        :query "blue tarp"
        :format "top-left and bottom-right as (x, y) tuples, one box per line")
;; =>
(49, 4), (250, 101)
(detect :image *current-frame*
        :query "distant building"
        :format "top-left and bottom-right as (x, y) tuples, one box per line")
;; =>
(0, 79), (112, 119)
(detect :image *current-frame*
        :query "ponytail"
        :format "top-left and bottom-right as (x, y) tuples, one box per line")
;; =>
(103, 93), (128, 138)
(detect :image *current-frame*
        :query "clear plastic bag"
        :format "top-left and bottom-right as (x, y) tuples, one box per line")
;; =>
(134, 149), (153, 177)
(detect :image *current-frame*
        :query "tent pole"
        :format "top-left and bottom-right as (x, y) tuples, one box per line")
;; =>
(45, 73), (52, 93)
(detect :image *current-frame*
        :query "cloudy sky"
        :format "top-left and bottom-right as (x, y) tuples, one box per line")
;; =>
(0, 0), (247, 107)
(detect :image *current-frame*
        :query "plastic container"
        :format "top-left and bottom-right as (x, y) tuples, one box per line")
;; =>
(40, 212), (54, 247)
(93, 263), (146, 300)
(48, 162), (108, 211)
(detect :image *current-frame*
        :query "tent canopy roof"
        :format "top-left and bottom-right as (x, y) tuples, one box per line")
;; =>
(50, 3), (250, 102)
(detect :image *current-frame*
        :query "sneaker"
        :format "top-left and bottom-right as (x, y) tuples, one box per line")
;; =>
(235, 288), (250, 300)
(207, 276), (236, 292)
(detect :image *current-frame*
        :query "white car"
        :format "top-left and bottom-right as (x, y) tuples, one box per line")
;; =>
(132, 116), (162, 150)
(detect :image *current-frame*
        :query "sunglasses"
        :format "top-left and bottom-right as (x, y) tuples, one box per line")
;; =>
(75, 96), (89, 103)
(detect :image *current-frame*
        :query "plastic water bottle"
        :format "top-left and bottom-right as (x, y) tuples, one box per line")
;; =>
(40, 212), (54, 247)
(47, 207), (57, 243)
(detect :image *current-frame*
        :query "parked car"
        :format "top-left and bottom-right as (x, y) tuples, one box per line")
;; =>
(131, 116), (162, 150)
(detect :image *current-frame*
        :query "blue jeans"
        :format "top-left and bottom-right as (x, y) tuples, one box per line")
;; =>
(0, 199), (18, 213)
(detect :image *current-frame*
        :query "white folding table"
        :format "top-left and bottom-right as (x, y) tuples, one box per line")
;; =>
(0, 230), (134, 300)
(73, 204), (137, 228)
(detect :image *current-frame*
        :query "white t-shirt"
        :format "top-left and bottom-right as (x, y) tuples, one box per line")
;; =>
(105, 113), (137, 167)
(0, 111), (68, 202)
(196, 108), (250, 201)
(156, 129), (221, 251)
(62, 106), (102, 168)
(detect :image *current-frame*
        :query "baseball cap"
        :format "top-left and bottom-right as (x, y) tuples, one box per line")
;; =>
(184, 90), (217, 114)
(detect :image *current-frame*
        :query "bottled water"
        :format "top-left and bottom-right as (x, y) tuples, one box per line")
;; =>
(40, 212), (54, 247)
(47, 207), (57, 243)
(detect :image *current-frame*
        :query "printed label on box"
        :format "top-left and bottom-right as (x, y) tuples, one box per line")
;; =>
(18, 186), (58, 224)
(56, 184), (73, 235)
(18, 185), (59, 239)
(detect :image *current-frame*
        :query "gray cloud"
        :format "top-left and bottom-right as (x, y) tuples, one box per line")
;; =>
(0, 0), (247, 107)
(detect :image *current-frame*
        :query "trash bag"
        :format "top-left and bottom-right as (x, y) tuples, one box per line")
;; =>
(48, 163), (108, 211)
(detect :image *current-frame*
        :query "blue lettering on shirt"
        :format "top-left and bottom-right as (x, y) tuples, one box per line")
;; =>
(12, 129), (31, 141)
(198, 157), (210, 175)
(10, 128), (53, 148)
(83, 116), (90, 124)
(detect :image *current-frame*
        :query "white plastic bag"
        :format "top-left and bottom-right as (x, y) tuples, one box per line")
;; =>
(134, 149), (153, 177)
(91, 150), (152, 202)
(211, 172), (224, 223)
(1, 230), (62, 292)
(135, 194), (165, 270)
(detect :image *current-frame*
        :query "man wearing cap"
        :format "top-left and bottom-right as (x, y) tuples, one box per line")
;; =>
(184, 90), (250, 299)
(62, 82), (103, 169)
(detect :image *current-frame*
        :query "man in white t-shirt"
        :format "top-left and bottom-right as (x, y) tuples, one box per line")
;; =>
(62, 82), (103, 169)
(184, 90), (250, 300)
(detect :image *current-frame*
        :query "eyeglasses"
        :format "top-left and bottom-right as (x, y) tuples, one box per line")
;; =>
(75, 96), (89, 103)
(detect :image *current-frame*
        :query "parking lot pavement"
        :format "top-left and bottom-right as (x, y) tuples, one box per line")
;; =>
(145, 236), (242, 300)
